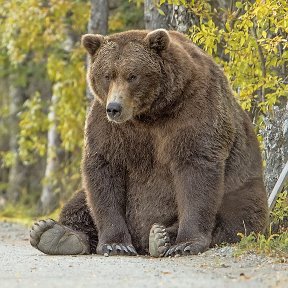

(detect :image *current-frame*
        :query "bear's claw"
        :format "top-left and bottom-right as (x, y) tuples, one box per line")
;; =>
(164, 241), (208, 257)
(149, 223), (171, 257)
(30, 219), (56, 247)
(30, 219), (90, 255)
(98, 243), (137, 256)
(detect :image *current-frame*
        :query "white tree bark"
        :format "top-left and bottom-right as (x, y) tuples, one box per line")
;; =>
(88, 0), (109, 35)
(40, 25), (77, 214)
(262, 104), (288, 195)
(86, 0), (109, 106)
(169, 4), (193, 33)
(144, 0), (172, 30)
(40, 91), (59, 214)
(0, 77), (10, 208)
(7, 76), (28, 203)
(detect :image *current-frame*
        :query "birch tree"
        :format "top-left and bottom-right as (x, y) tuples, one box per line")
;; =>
(6, 75), (28, 203)
(86, 0), (109, 106)
(144, 0), (172, 29)
(40, 90), (60, 214)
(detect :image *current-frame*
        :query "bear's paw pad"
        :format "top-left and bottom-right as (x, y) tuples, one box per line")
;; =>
(149, 223), (171, 257)
(30, 219), (90, 255)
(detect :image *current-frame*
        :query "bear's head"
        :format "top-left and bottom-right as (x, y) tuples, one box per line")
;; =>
(82, 29), (172, 123)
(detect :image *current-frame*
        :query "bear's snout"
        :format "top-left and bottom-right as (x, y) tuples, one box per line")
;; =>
(106, 102), (122, 120)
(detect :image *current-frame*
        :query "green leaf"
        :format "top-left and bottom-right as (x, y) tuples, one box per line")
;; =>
(157, 8), (165, 16)
(235, 2), (243, 9)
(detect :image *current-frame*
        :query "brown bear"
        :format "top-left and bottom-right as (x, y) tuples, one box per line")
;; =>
(30, 29), (268, 257)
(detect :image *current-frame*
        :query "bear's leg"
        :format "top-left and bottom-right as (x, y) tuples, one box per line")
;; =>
(149, 223), (178, 257)
(30, 190), (96, 255)
(60, 191), (137, 256)
(211, 179), (268, 245)
(164, 161), (224, 256)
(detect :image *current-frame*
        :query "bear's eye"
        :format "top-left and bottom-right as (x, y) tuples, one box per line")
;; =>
(104, 74), (110, 81)
(127, 74), (137, 82)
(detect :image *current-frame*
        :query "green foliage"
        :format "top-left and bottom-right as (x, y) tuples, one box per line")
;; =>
(187, 0), (288, 114)
(110, 0), (144, 33)
(0, 0), (88, 63)
(19, 92), (49, 164)
(235, 231), (288, 258)
(161, 0), (287, 117)
(0, 203), (35, 225)
(47, 47), (87, 152)
(0, 0), (89, 204)
(0, 203), (62, 225)
(271, 190), (288, 225)
(0, 151), (17, 168)
(235, 190), (288, 258)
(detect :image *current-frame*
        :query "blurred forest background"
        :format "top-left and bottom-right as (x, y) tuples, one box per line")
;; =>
(0, 0), (287, 223)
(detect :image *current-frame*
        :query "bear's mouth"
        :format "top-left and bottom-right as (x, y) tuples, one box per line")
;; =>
(107, 117), (126, 124)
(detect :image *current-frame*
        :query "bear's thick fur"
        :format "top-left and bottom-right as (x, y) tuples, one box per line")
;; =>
(31, 29), (268, 256)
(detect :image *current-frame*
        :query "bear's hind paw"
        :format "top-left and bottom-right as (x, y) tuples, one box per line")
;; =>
(30, 219), (90, 255)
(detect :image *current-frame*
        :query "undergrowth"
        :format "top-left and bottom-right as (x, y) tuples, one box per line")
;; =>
(235, 191), (288, 259)
(0, 203), (61, 226)
(235, 231), (288, 259)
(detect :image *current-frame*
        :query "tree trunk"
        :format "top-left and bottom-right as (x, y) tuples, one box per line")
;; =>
(0, 74), (10, 208)
(88, 0), (109, 35)
(39, 91), (60, 214)
(169, 4), (193, 33)
(169, 0), (234, 34)
(86, 0), (109, 106)
(6, 76), (28, 203)
(40, 26), (78, 214)
(262, 104), (288, 195)
(144, 0), (172, 30)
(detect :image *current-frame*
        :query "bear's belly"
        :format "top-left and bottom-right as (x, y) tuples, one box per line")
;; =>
(125, 165), (177, 254)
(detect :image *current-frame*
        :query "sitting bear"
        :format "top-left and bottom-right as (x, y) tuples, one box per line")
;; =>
(30, 29), (268, 257)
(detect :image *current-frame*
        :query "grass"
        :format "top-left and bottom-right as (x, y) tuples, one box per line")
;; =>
(0, 203), (61, 227)
(234, 191), (288, 259)
(235, 231), (288, 259)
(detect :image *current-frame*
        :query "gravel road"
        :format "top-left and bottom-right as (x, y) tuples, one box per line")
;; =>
(0, 222), (287, 288)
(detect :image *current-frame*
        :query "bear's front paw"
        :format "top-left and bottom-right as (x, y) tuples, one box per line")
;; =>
(149, 223), (171, 257)
(97, 243), (137, 256)
(164, 241), (209, 257)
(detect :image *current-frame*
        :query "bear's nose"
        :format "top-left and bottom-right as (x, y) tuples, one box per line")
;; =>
(106, 102), (122, 119)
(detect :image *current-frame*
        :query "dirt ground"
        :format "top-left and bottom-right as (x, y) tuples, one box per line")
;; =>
(0, 222), (287, 288)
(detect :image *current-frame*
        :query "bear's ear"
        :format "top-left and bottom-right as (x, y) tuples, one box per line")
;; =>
(145, 29), (170, 53)
(82, 34), (104, 56)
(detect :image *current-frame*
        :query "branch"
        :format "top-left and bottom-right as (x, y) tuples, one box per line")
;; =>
(251, 17), (267, 102)
(229, 7), (243, 30)
(229, 0), (244, 31)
